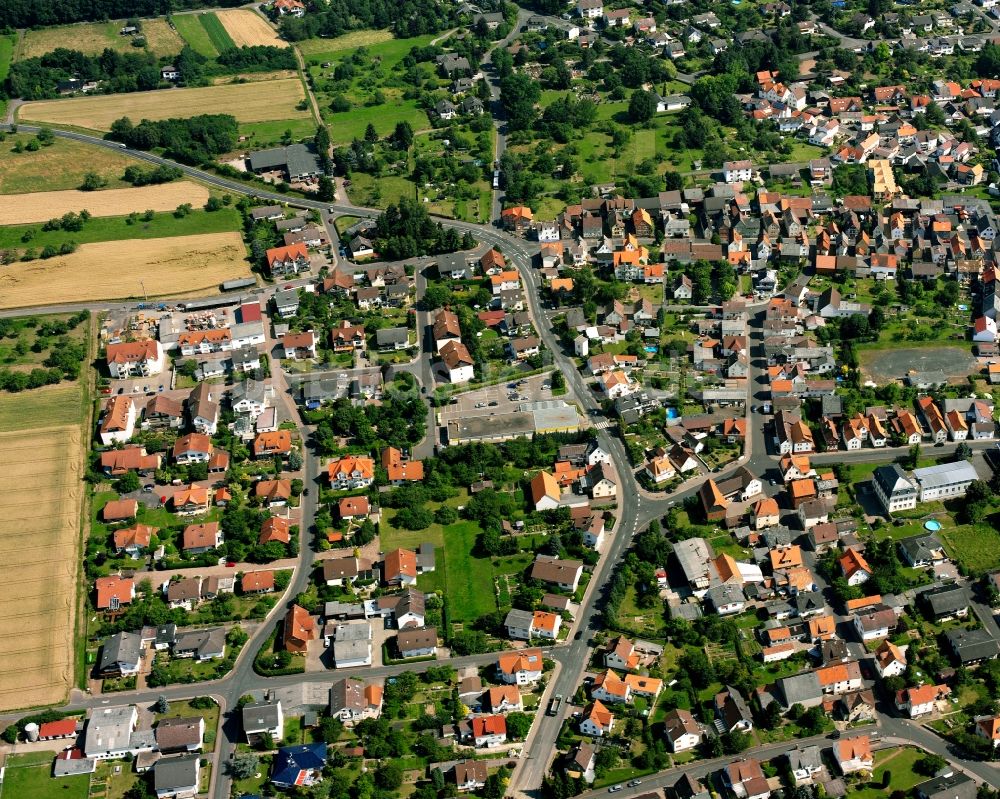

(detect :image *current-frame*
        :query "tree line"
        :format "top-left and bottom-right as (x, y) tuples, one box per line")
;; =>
(276, 0), (455, 41)
(7, 44), (295, 100)
(108, 113), (238, 164)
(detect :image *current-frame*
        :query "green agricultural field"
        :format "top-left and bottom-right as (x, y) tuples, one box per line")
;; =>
(0, 754), (90, 799)
(0, 207), (241, 252)
(198, 12), (237, 53)
(172, 13), (221, 58)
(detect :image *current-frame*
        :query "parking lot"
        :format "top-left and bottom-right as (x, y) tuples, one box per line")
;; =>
(102, 368), (176, 398)
(436, 372), (556, 425)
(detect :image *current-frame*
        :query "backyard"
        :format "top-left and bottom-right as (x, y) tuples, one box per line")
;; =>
(379, 491), (552, 624)
(849, 747), (926, 799)
(0, 752), (89, 799)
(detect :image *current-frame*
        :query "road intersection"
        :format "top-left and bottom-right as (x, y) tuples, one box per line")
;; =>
(3, 59), (1000, 794)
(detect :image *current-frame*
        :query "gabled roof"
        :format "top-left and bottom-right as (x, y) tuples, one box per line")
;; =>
(839, 547), (871, 578)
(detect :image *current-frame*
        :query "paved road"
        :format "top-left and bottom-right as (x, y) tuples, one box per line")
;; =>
(2, 106), (996, 799)
(487, 8), (531, 222)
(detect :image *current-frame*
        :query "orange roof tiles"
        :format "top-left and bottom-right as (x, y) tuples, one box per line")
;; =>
(839, 547), (871, 579)
(384, 548), (417, 580)
(95, 576), (134, 610)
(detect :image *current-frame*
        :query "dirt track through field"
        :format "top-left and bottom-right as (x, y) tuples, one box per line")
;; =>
(19, 78), (308, 130)
(0, 232), (249, 309)
(216, 9), (288, 48)
(0, 427), (83, 711)
(0, 182), (210, 225)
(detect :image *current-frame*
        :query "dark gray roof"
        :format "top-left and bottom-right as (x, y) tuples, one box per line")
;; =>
(100, 632), (142, 672)
(920, 583), (968, 617)
(787, 745), (822, 772)
(706, 584), (744, 610)
(898, 533), (941, 564)
(173, 627), (226, 659)
(247, 143), (323, 177)
(945, 627), (1000, 663)
(916, 772), (977, 799)
(376, 327), (409, 345)
(153, 755), (199, 792)
(794, 591), (826, 615)
(778, 671), (822, 706)
(872, 463), (915, 497)
(242, 701), (281, 733)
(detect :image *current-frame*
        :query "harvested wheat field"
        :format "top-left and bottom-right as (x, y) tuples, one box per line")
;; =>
(0, 182), (210, 225)
(19, 79), (308, 130)
(0, 232), (248, 309)
(20, 19), (184, 59)
(216, 9), (287, 48)
(0, 425), (84, 711)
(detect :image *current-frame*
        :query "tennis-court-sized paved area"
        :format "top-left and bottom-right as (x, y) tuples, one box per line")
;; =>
(861, 345), (978, 384)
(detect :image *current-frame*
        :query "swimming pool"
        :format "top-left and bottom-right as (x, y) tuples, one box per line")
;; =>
(666, 407), (680, 420)
(645, 345), (658, 354)
(924, 520), (942, 531)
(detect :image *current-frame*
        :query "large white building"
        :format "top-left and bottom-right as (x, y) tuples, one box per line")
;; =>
(871, 464), (918, 513)
(106, 340), (164, 379)
(912, 460), (980, 502)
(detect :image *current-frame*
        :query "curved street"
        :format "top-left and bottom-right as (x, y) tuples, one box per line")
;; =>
(2, 35), (999, 791)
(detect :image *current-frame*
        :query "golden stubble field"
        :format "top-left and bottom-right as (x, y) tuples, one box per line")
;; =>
(0, 232), (249, 309)
(0, 182), (210, 224)
(20, 18), (184, 59)
(0, 426), (84, 711)
(215, 9), (287, 48)
(19, 78), (309, 130)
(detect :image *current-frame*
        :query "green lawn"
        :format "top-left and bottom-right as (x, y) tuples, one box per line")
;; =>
(615, 583), (667, 638)
(172, 13), (220, 58)
(0, 32), (15, 82)
(231, 753), (272, 797)
(300, 31), (430, 68)
(0, 207), (242, 251)
(238, 118), (318, 146)
(0, 381), (85, 432)
(325, 100), (429, 145)
(347, 172), (417, 209)
(939, 522), (1000, 575)
(380, 503), (498, 622)
(851, 747), (925, 799)
(0, 755), (90, 799)
(93, 760), (140, 799)
(198, 12), (236, 53)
